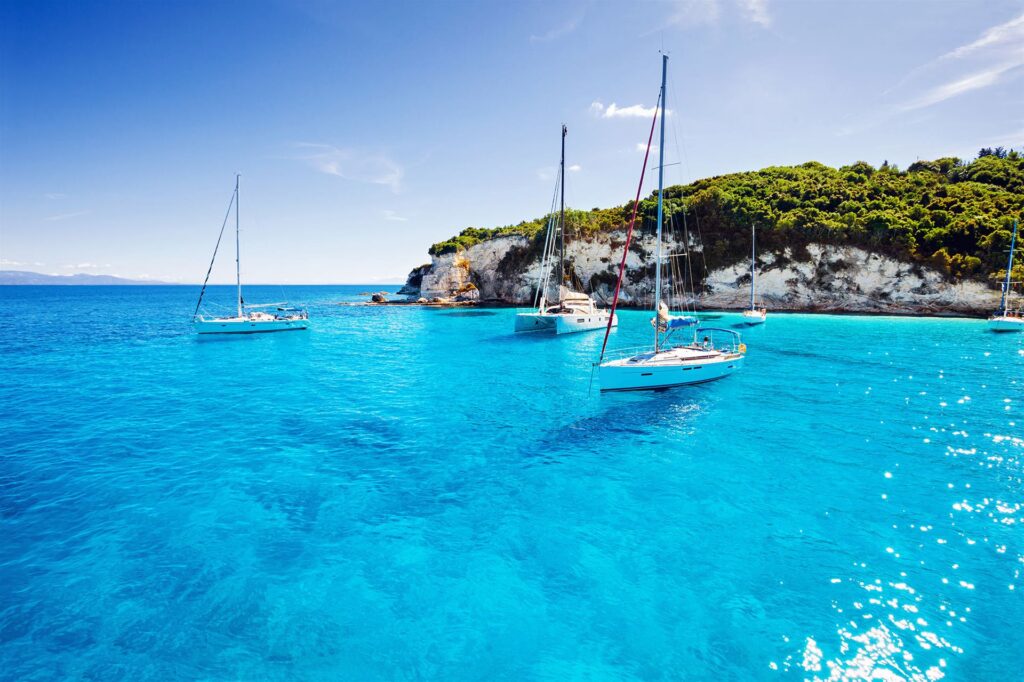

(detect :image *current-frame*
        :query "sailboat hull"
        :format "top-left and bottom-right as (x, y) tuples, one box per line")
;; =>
(599, 348), (743, 392)
(740, 310), (767, 326)
(988, 316), (1024, 332)
(514, 311), (617, 334)
(555, 312), (617, 334)
(514, 313), (558, 333)
(194, 317), (309, 334)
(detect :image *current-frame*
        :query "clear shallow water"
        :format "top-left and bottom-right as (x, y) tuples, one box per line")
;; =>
(1, 285), (1022, 680)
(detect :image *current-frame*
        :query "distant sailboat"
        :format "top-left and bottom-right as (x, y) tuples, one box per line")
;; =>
(192, 176), (309, 334)
(989, 219), (1024, 332)
(515, 125), (617, 334)
(740, 224), (767, 325)
(597, 55), (745, 392)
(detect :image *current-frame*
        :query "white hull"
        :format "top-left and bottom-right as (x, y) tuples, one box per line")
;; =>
(599, 346), (743, 392)
(741, 309), (767, 326)
(514, 313), (558, 333)
(194, 317), (308, 334)
(515, 311), (617, 334)
(988, 316), (1024, 332)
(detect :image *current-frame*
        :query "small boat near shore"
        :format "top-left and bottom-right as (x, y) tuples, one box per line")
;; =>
(597, 55), (745, 392)
(192, 176), (308, 335)
(515, 125), (617, 335)
(988, 219), (1024, 332)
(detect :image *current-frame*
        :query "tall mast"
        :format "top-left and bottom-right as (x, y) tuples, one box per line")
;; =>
(654, 54), (667, 352)
(559, 124), (567, 294)
(235, 174), (242, 318)
(750, 223), (756, 310)
(1000, 219), (1018, 314)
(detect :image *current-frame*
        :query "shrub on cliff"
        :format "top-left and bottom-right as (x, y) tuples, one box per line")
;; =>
(429, 152), (1024, 283)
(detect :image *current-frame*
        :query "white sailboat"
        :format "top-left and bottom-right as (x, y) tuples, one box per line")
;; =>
(515, 125), (617, 335)
(989, 219), (1024, 332)
(192, 176), (309, 334)
(597, 55), (745, 392)
(740, 223), (767, 325)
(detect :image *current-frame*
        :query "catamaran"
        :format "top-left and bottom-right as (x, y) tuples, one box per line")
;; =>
(989, 219), (1024, 332)
(597, 55), (745, 392)
(192, 176), (308, 334)
(740, 223), (767, 325)
(515, 125), (617, 334)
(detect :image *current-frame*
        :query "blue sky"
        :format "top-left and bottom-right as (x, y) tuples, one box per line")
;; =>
(2, 0), (1023, 284)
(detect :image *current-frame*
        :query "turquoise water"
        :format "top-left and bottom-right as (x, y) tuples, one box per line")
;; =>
(1, 285), (1022, 680)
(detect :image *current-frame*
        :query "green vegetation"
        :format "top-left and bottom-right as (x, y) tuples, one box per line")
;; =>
(429, 151), (1024, 283)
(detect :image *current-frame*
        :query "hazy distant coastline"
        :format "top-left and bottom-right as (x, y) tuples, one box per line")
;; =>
(0, 271), (169, 285)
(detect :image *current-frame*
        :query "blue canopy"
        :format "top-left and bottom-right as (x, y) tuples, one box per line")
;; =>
(666, 315), (698, 329)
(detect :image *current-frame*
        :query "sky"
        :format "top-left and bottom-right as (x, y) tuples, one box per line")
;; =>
(1, 0), (1024, 284)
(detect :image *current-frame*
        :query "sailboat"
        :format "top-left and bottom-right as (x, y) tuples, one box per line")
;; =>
(192, 176), (309, 334)
(989, 219), (1024, 332)
(597, 55), (745, 392)
(740, 224), (767, 325)
(515, 125), (618, 334)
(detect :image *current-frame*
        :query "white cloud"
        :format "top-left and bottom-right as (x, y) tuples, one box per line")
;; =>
(44, 210), (90, 222)
(568, 164), (581, 172)
(382, 209), (408, 222)
(296, 143), (404, 192)
(64, 263), (111, 270)
(636, 143), (660, 154)
(665, 0), (771, 29)
(737, 0), (771, 28)
(530, 9), (584, 42)
(591, 101), (670, 119)
(44, 192), (65, 200)
(667, 0), (720, 28)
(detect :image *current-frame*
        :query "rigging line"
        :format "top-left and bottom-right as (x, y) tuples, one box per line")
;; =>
(192, 187), (237, 322)
(667, 73), (703, 314)
(599, 88), (662, 363)
(533, 172), (562, 309)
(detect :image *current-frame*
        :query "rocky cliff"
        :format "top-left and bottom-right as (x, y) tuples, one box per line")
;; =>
(400, 233), (1000, 315)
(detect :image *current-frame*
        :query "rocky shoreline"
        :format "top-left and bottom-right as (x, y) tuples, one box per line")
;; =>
(390, 234), (1002, 317)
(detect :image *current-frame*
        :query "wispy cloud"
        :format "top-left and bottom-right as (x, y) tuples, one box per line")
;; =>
(530, 8), (585, 42)
(537, 166), (556, 181)
(636, 142), (660, 154)
(839, 12), (1024, 135)
(568, 164), (581, 172)
(382, 209), (408, 222)
(44, 210), (90, 222)
(296, 143), (404, 192)
(664, 0), (772, 29)
(898, 63), (1021, 113)
(44, 192), (66, 200)
(590, 101), (669, 119)
(894, 12), (1024, 114)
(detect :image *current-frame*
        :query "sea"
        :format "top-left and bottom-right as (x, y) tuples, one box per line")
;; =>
(1, 284), (1022, 680)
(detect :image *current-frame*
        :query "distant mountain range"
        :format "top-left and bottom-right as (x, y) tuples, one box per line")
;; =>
(0, 270), (169, 285)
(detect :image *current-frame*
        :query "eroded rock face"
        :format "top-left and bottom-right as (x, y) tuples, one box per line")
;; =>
(409, 236), (1000, 315)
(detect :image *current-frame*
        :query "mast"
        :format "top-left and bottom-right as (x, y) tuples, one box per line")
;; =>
(654, 54), (667, 351)
(559, 124), (567, 295)
(235, 174), (242, 318)
(1000, 219), (1018, 315)
(750, 223), (756, 310)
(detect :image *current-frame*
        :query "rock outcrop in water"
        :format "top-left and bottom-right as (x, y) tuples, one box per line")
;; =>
(399, 233), (1000, 315)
